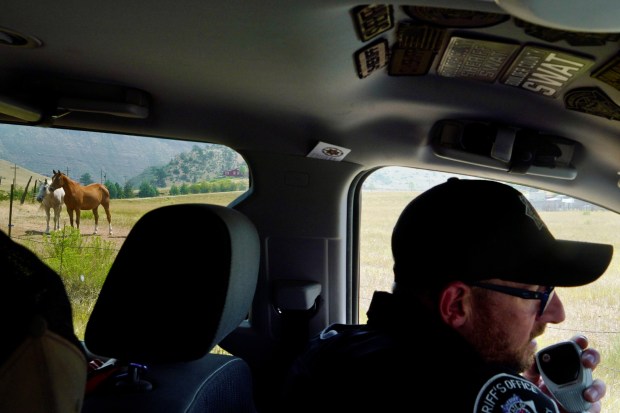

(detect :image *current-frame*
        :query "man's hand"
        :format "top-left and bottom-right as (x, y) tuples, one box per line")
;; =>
(524, 335), (606, 413)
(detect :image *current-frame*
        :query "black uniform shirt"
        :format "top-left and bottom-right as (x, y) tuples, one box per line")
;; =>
(279, 291), (560, 413)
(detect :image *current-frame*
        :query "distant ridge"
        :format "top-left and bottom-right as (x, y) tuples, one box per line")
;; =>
(0, 159), (48, 192)
(0, 123), (203, 184)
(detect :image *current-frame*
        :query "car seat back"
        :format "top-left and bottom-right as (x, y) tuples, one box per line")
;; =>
(82, 204), (260, 412)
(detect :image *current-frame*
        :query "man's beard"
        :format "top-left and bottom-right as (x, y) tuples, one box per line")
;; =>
(468, 292), (546, 372)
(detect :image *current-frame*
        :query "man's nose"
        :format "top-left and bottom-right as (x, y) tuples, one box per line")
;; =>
(540, 291), (565, 324)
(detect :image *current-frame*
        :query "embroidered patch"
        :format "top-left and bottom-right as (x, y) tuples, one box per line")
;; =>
(474, 373), (559, 413)
(403, 6), (509, 28)
(437, 37), (519, 83)
(354, 38), (389, 79)
(514, 18), (620, 46)
(388, 23), (445, 76)
(499, 46), (594, 98)
(565, 87), (620, 121)
(519, 195), (545, 230)
(351, 5), (394, 42)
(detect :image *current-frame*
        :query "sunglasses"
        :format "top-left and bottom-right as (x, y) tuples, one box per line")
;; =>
(468, 281), (555, 317)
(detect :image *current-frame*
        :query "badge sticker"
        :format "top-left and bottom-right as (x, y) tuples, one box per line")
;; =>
(307, 141), (351, 161)
(592, 54), (620, 91)
(500, 46), (594, 98)
(389, 23), (445, 76)
(520, 195), (545, 230)
(565, 87), (620, 121)
(474, 373), (559, 413)
(514, 19), (620, 46)
(352, 5), (394, 42)
(437, 37), (519, 83)
(403, 6), (509, 28)
(354, 39), (389, 79)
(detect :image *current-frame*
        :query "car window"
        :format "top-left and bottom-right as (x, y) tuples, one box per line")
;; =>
(360, 166), (620, 409)
(0, 123), (249, 340)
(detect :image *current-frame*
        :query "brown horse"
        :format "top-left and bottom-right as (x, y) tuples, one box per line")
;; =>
(49, 170), (113, 235)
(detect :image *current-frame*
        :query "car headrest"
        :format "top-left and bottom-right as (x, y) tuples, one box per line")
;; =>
(84, 204), (260, 364)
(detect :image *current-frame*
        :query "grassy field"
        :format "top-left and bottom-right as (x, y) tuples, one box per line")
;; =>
(1, 192), (244, 335)
(360, 191), (620, 411)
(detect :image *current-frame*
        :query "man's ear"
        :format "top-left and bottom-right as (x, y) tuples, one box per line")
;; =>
(438, 282), (471, 328)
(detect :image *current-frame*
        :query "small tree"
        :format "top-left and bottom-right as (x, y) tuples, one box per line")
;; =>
(104, 180), (118, 199)
(79, 173), (94, 185)
(138, 181), (158, 198)
(153, 167), (167, 188)
(123, 182), (134, 198)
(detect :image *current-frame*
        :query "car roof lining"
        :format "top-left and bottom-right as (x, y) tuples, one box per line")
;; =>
(2, 1), (620, 211)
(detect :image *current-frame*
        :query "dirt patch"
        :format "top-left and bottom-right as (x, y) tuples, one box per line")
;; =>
(1, 201), (130, 251)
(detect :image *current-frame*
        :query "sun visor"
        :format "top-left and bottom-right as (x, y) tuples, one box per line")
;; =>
(431, 119), (578, 180)
(0, 78), (150, 124)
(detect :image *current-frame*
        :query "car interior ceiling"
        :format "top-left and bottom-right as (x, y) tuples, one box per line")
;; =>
(2, 1), (620, 411)
(1, 1), (620, 213)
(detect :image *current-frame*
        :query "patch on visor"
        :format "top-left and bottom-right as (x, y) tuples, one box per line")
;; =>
(436, 37), (519, 83)
(474, 373), (559, 413)
(403, 6), (509, 28)
(355, 39), (389, 78)
(388, 23), (445, 76)
(499, 46), (594, 98)
(352, 5), (394, 42)
(565, 87), (620, 121)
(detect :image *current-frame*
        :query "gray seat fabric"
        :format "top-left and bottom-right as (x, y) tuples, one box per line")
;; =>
(82, 204), (260, 413)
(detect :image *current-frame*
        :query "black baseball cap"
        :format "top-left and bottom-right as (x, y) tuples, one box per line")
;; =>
(392, 178), (613, 288)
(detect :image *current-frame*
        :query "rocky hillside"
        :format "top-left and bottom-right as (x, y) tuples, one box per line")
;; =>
(0, 123), (246, 188)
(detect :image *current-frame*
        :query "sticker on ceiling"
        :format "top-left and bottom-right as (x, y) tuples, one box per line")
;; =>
(513, 19), (620, 46)
(307, 141), (351, 161)
(402, 6), (509, 28)
(565, 88), (620, 121)
(592, 54), (620, 92)
(355, 39), (390, 79)
(352, 5), (394, 42)
(436, 37), (519, 83)
(500, 46), (594, 98)
(389, 23), (445, 76)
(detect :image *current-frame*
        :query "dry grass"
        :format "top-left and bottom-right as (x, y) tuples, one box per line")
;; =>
(360, 191), (620, 411)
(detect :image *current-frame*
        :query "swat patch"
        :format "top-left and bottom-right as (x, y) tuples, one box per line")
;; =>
(500, 46), (594, 98)
(474, 373), (559, 413)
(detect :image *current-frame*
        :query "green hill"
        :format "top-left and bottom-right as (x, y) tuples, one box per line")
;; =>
(0, 159), (48, 193)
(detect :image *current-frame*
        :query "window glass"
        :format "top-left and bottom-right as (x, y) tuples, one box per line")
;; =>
(0, 123), (249, 340)
(360, 167), (620, 410)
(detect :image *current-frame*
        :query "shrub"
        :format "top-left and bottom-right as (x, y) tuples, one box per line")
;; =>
(23, 227), (116, 338)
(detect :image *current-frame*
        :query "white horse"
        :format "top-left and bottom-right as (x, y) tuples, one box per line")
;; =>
(36, 179), (65, 233)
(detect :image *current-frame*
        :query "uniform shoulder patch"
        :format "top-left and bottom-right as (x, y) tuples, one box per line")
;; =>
(474, 373), (560, 413)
